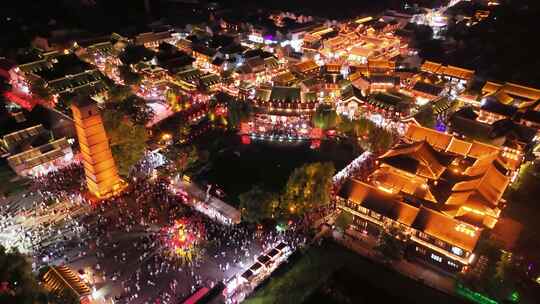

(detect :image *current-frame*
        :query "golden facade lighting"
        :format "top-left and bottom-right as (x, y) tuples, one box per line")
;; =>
(71, 97), (124, 199)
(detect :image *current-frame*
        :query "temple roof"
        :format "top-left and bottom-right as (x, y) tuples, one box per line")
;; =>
(339, 179), (419, 226)
(42, 265), (91, 297)
(272, 71), (296, 84)
(7, 138), (71, 170)
(450, 164), (509, 208)
(482, 81), (540, 101)
(480, 98), (517, 117)
(404, 124), (501, 159)
(292, 60), (319, 73)
(421, 61), (474, 80)
(367, 92), (409, 111)
(255, 86), (316, 104)
(412, 81), (444, 97)
(379, 141), (447, 179)
(269, 86), (301, 102)
(192, 44), (217, 57)
(412, 207), (481, 252)
(135, 31), (172, 45)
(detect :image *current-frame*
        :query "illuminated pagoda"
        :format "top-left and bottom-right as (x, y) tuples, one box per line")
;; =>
(336, 125), (521, 272)
(71, 95), (124, 199)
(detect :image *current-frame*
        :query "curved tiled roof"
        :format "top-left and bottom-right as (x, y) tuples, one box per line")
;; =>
(42, 265), (91, 297)
(412, 207), (480, 252)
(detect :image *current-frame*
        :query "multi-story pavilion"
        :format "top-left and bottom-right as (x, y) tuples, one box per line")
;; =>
(336, 125), (520, 273)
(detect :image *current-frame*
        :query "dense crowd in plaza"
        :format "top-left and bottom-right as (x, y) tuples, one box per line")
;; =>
(0, 157), (310, 303)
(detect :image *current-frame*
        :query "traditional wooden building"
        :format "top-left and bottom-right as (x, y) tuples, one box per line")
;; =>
(411, 81), (445, 104)
(135, 31), (175, 49)
(252, 86), (317, 116)
(290, 60), (320, 77)
(7, 137), (73, 177)
(420, 61), (475, 84)
(236, 56), (281, 84)
(42, 265), (92, 304)
(337, 126), (520, 273)
(272, 71), (297, 87)
(481, 81), (540, 104)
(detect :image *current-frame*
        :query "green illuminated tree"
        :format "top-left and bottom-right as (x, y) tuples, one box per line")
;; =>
(354, 117), (372, 137)
(106, 86), (154, 126)
(165, 89), (180, 111)
(337, 116), (356, 134)
(226, 97), (252, 129)
(162, 144), (199, 176)
(282, 162), (335, 216)
(312, 104), (339, 130)
(367, 127), (394, 153)
(103, 110), (148, 176)
(107, 85), (132, 102)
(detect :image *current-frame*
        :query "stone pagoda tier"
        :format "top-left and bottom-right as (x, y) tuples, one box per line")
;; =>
(71, 96), (125, 199)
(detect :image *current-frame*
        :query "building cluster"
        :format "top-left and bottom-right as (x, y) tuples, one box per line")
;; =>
(337, 124), (521, 273)
(0, 3), (538, 301)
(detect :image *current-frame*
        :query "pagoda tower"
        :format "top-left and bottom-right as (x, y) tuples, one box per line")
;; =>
(71, 96), (123, 199)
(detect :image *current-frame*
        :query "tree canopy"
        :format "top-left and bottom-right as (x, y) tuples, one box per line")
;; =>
(106, 85), (154, 125)
(282, 162), (335, 216)
(118, 65), (142, 85)
(334, 211), (353, 232)
(239, 185), (279, 223)
(337, 116), (395, 153)
(103, 109), (148, 176)
(225, 97), (252, 129)
(0, 246), (47, 304)
(312, 104), (339, 130)
(162, 144), (199, 176)
(414, 106), (436, 129)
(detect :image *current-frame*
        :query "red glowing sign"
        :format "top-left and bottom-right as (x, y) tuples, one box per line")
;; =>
(4, 91), (38, 110)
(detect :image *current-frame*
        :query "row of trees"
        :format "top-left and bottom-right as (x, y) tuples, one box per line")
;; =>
(239, 162), (335, 224)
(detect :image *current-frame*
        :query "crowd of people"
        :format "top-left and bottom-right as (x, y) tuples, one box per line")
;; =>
(332, 151), (375, 189)
(0, 146), (325, 304)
